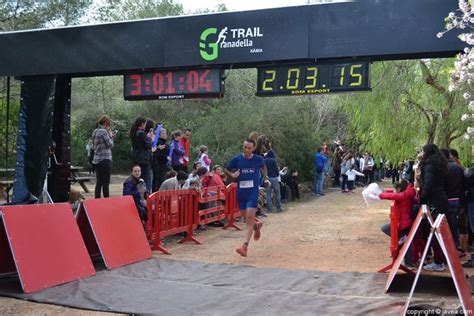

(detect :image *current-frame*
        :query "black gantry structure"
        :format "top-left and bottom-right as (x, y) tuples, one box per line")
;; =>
(0, 0), (464, 203)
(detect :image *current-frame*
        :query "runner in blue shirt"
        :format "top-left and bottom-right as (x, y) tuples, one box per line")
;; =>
(225, 138), (270, 257)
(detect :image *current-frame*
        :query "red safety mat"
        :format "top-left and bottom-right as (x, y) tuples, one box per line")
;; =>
(0, 203), (95, 293)
(0, 216), (15, 274)
(82, 196), (152, 269)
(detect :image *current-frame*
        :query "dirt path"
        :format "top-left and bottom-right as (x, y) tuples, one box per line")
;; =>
(0, 180), (397, 314)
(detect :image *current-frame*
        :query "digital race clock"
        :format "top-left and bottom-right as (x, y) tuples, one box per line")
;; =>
(124, 68), (224, 100)
(256, 61), (370, 96)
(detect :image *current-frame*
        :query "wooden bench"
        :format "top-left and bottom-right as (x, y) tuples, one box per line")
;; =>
(0, 180), (14, 201)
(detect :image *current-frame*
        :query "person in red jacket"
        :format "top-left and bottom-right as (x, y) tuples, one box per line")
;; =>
(180, 128), (192, 173)
(379, 179), (416, 266)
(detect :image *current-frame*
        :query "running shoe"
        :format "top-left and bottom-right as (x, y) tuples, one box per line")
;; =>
(236, 244), (248, 257)
(254, 221), (263, 241)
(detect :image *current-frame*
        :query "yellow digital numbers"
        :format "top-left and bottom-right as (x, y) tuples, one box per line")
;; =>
(304, 67), (317, 89)
(286, 68), (300, 89)
(349, 64), (363, 86)
(262, 70), (276, 91)
(339, 67), (345, 86)
(257, 62), (368, 96)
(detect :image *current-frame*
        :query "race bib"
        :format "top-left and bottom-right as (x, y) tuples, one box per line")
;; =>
(239, 180), (254, 189)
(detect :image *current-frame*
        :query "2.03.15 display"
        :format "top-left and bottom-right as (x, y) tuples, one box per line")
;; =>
(256, 61), (370, 96)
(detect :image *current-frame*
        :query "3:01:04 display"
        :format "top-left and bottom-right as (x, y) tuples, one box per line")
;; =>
(128, 70), (213, 96)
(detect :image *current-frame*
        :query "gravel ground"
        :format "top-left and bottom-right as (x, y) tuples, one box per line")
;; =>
(0, 179), (413, 314)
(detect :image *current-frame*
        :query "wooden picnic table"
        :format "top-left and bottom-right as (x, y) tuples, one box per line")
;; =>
(0, 169), (15, 202)
(70, 166), (94, 193)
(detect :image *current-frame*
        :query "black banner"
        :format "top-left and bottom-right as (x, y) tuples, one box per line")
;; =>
(0, 0), (464, 77)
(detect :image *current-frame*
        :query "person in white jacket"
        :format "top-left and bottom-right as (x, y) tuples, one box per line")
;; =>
(345, 166), (365, 193)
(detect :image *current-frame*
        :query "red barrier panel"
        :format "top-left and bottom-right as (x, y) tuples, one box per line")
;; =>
(198, 186), (226, 226)
(223, 183), (241, 231)
(0, 203), (95, 293)
(81, 196), (152, 269)
(147, 190), (201, 255)
(401, 214), (474, 315)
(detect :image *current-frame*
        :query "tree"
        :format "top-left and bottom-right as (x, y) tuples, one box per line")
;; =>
(92, 0), (183, 22)
(437, 0), (473, 144)
(340, 59), (469, 162)
(0, 0), (92, 31)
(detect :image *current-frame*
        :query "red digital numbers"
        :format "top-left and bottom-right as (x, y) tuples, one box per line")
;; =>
(187, 71), (199, 92)
(199, 70), (212, 91)
(130, 75), (142, 95)
(125, 68), (219, 100)
(152, 73), (163, 94)
(165, 72), (176, 94)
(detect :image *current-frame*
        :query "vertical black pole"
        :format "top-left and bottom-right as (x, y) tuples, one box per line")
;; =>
(5, 76), (10, 202)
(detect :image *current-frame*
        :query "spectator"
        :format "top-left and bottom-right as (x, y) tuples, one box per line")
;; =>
(379, 179), (416, 266)
(264, 147), (282, 212)
(180, 128), (192, 173)
(152, 127), (170, 192)
(198, 145), (212, 171)
(86, 138), (95, 174)
(449, 148), (463, 168)
(419, 144), (449, 272)
(92, 115), (115, 198)
(313, 147), (328, 196)
(282, 168), (300, 200)
(441, 148), (464, 250)
(183, 167), (208, 190)
(130, 117), (153, 192)
(361, 152), (374, 185)
(122, 165), (147, 223)
(463, 164), (474, 267)
(279, 167), (291, 202)
(345, 165), (364, 194)
(340, 152), (354, 193)
(202, 165), (226, 188)
(402, 159), (415, 183)
(333, 146), (343, 186)
(170, 130), (186, 173)
(159, 171), (188, 191)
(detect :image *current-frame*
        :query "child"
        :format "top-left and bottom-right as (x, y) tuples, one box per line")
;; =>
(135, 179), (148, 224)
(345, 166), (364, 193)
(378, 179), (416, 266)
(198, 145), (212, 171)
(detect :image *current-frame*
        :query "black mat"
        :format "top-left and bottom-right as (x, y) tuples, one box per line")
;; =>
(0, 258), (461, 315)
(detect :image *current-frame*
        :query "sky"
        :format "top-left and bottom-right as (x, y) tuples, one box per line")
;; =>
(178, 0), (317, 13)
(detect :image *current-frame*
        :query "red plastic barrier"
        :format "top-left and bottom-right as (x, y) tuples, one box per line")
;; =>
(0, 218), (15, 275)
(147, 190), (201, 254)
(198, 186), (226, 226)
(223, 183), (241, 230)
(81, 196), (152, 269)
(401, 214), (474, 315)
(0, 203), (95, 293)
(378, 203), (413, 274)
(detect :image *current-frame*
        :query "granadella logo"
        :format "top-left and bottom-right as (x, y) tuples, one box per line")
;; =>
(199, 26), (264, 61)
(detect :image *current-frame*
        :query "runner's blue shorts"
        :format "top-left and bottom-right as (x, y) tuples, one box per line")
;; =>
(238, 199), (258, 210)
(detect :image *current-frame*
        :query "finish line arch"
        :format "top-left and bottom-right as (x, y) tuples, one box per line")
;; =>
(0, 0), (464, 203)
